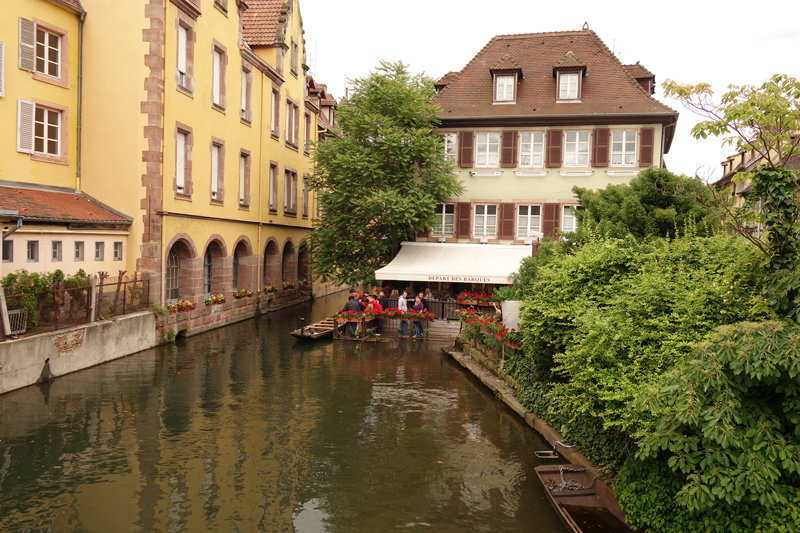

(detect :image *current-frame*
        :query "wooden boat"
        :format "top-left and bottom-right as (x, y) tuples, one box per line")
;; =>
(290, 316), (337, 340)
(534, 465), (633, 533)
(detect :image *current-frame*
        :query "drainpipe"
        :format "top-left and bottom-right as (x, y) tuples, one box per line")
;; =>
(75, 11), (85, 192)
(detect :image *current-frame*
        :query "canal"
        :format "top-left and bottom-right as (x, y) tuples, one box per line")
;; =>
(0, 293), (568, 533)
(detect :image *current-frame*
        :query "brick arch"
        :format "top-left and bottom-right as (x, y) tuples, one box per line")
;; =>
(165, 232), (198, 259)
(201, 234), (228, 258)
(164, 233), (200, 304)
(282, 238), (297, 283)
(263, 237), (281, 287)
(201, 235), (229, 296)
(232, 236), (255, 291)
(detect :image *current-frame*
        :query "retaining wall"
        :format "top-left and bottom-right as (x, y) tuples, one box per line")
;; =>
(0, 311), (157, 396)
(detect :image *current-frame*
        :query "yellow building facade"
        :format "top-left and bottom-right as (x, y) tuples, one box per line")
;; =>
(74, 0), (320, 304)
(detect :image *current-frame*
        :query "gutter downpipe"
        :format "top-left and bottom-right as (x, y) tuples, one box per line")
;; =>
(76, 11), (85, 192)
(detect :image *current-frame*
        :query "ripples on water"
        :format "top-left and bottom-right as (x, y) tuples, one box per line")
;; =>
(0, 295), (567, 533)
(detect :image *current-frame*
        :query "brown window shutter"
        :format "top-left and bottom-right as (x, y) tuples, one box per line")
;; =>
(639, 127), (655, 167)
(458, 131), (474, 168)
(499, 203), (515, 239)
(593, 128), (610, 167)
(457, 202), (471, 238)
(546, 130), (562, 168)
(500, 131), (518, 168)
(542, 203), (560, 239)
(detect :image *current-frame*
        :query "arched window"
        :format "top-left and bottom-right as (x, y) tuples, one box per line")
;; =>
(203, 249), (212, 296)
(166, 249), (180, 301)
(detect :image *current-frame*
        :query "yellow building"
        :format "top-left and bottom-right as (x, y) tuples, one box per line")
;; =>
(72, 0), (323, 305)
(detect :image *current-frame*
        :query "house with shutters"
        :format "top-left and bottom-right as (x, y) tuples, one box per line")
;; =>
(423, 29), (679, 244)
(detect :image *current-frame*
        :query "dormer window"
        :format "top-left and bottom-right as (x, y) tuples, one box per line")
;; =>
(559, 72), (580, 100)
(495, 75), (516, 102)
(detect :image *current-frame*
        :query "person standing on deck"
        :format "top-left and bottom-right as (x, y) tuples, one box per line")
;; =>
(398, 290), (409, 337)
(412, 296), (425, 337)
(374, 292), (387, 336)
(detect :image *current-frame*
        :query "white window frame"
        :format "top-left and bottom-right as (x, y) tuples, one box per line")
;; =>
(495, 75), (515, 102)
(611, 130), (637, 167)
(558, 72), (580, 101)
(561, 205), (578, 233)
(95, 241), (104, 261)
(210, 143), (220, 199)
(285, 101), (292, 142)
(34, 105), (60, 157)
(475, 132), (500, 168)
(2, 240), (12, 262)
(519, 131), (545, 167)
(74, 241), (84, 261)
(35, 26), (60, 79)
(177, 25), (188, 87)
(212, 49), (222, 106)
(51, 240), (62, 261)
(240, 68), (247, 119)
(269, 164), (278, 211)
(516, 204), (542, 239)
(176, 131), (187, 193)
(113, 242), (123, 261)
(443, 133), (457, 165)
(432, 203), (455, 237)
(27, 240), (39, 262)
(564, 131), (590, 167)
(473, 204), (497, 238)
(239, 153), (247, 204)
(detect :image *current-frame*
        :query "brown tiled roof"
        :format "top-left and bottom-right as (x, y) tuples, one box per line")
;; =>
(0, 187), (130, 224)
(435, 71), (458, 90)
(242, 0), (282, 46)
(48, 0), (85, 13)
(555, 50), (585, 68)
(433, 30), (677, 119)
(491, 54), (522, 71)
(623, 62), (654, 79)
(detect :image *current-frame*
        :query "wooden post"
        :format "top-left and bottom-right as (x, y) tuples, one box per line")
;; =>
(53, 282), (61, 331)
(97, 271), (109, 317)
(89, 276), (97, 322)
(112, 270), (127, 313)
(0, 286), (11, 338)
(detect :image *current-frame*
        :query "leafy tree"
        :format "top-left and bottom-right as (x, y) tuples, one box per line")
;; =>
(618, 320), (800, 532)
(305, 61), (463, 285)
(572, 167), (718, 240)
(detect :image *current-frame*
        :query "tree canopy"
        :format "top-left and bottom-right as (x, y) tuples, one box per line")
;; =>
(572, 167), (718, 240)
(305, 61), (463, 286)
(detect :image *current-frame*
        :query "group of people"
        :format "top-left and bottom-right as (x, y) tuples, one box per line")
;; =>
(341, 287), (432, 338)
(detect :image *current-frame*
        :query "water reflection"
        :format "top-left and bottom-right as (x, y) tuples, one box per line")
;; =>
(0, 294), (566, 533)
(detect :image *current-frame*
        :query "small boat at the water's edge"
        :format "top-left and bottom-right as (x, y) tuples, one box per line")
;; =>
(534, 465), (634, 533)
(290, 316), (337, 340)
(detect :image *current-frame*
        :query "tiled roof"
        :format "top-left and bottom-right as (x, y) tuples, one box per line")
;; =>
(242, 0), (282, 46)
(433, 30), (677, 119)
(623, 62), (654, 79)
(555, 50), (586, 68)
(491, 54), (522, 71)
(62, 0), (85, 11)
(0, 187), (131, 224)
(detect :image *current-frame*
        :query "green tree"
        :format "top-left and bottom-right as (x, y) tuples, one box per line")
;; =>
(573, 167), (718, 240)
(305, 61), (463, 286)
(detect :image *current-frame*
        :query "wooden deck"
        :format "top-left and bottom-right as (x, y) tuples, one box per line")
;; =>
(334, 318), (462, 342)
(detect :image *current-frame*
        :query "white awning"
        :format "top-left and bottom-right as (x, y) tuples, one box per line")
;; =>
(374, 242), (531, 285)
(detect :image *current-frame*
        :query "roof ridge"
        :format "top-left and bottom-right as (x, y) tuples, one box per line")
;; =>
(494, 29), (592, 40)
(586, 30), (677, 114)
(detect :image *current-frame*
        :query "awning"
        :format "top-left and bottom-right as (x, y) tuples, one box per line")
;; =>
(374, 242), (531, 285)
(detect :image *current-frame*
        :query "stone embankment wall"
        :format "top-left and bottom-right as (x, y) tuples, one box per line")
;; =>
(0, 311), (157, 396)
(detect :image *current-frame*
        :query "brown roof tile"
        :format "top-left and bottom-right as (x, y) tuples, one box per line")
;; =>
(433, 30), (676, 119)
(554, 50), (586, 68)
(0, 187), (130, 224)
(242, 0), (282, 46)
(623, 62), (654, 79)
(491, 54), (522, 71)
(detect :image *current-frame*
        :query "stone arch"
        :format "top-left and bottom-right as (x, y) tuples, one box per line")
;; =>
(164, 234), (199, 303)
(232, 236), (255, 291)
(201, 236), (228, 296)
(281, 238), (297, 284)
(297, 241), (310, 284)
(263, 238), (281, 287)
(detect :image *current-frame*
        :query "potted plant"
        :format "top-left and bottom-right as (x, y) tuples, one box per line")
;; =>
(282, 281), (295, 290)
(264, 284), (279, 293)
(233, 289), (253, 299)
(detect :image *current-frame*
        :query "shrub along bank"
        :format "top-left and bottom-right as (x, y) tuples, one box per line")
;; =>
(488, 231), (800, 532)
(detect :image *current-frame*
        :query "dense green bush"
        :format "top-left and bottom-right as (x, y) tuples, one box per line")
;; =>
(618, 320), (800, 532)
(1, 269), (88, 328)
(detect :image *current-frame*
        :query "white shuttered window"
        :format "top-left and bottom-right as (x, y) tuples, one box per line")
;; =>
(18, 18), (35, 72)
(0, 41), (5, 97)
(211, 144), (220, 199)
(176, 131), (186, 192)
(177, 26), (187, 86)
(17, 99), (35, 153)
(212, 50), (221, 105)
(239, 154), (246, 203)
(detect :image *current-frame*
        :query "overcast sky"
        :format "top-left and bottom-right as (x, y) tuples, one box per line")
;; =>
(300, 0), (798, 181)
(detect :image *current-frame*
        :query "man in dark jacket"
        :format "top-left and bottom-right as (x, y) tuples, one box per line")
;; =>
(375, 291), (389, 335)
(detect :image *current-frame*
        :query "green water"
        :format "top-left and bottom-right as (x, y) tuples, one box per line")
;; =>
(0, 294), (567, 533)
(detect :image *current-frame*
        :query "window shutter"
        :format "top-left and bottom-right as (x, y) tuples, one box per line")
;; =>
(456, 202), (471, 238)
(177, 26), (187, 73)
(501, 131), (518, 168)
(17, 99), (35, 153)
(18, 18), (35, 72)
(239, 154), (246, 202)
(211, 145), (219, 197)
(499, 202), (515, 239)
(240, 70), (247, 112)
(0, 41), (5, 97)
(542, 203), (560, 239)
(458, 131), (474, 168)
(176, 132), (185, 190)
(639, 127), (655, 167)
(212, 50), (221, 105)
(294, 105), (300, 144)
(592, 128), (610, 167)
(546, 130), (562, 168)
